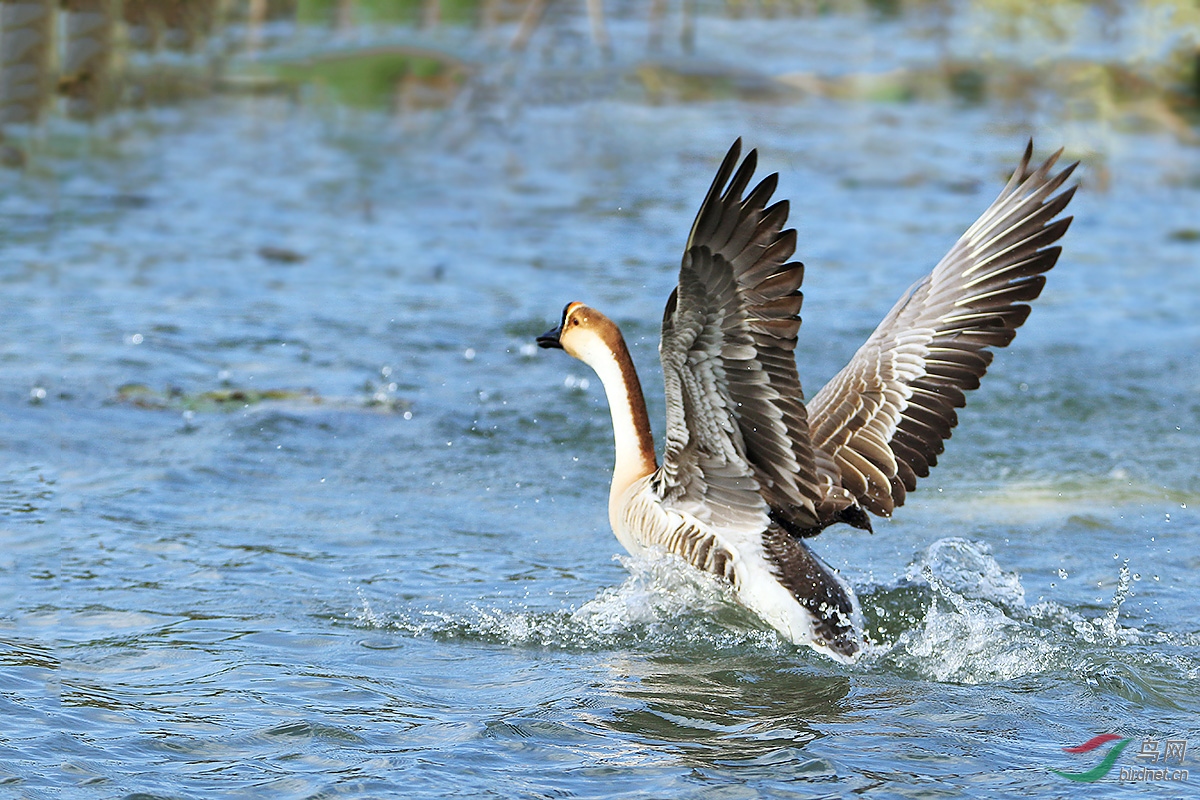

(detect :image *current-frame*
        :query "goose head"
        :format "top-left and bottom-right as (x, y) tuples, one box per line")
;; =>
(537, 300), (658, 494)
(536, 301), (622, 368)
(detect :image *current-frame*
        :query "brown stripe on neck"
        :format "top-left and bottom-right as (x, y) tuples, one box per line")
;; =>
(599, 319), (657, 475)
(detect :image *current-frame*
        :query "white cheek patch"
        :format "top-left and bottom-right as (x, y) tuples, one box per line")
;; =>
(562, 327), (608, 364)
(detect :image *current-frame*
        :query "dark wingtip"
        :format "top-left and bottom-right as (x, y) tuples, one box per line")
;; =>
(720, 138), (743, 176)
(1058, 159), (1080, 184)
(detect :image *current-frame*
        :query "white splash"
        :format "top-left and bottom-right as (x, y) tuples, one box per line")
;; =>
(571, 554), (732, 636)
(906, 537), (1025, 608)
(352, 553), (782, 652)
(889, 538), (1054, 684)
(1027, 559), (1143, 647)
(353, 540), (1159, 677)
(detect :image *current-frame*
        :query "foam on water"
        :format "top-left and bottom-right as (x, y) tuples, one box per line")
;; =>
(570, 554), (737, 636)
(863, 538), (1047, 683)
(354, 554), (785, 654)
(907, 537), (1026, 609)
(355, 537), (1190, 689)
(885, 586), (1056, 684)
(867, 538), (1190, 686)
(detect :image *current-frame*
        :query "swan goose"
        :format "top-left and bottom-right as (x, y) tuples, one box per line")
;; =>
(537, 141), (1077, 662)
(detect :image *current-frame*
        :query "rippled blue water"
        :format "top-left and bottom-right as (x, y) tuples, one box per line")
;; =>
(3, 5), (1199, 798)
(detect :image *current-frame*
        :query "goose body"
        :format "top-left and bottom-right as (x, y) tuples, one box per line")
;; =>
(538, 141), (1077, 662)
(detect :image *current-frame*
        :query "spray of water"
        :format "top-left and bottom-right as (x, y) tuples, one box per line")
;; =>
(351, 539), (1166, 686)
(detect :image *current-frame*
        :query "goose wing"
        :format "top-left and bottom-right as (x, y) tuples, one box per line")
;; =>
(654, 140), (822, 532)
(806, 142), (1078, 518)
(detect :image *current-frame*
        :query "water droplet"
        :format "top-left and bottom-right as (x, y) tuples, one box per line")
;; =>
(464, 348), (476, 361)
(381, 366), (393, 378)
(402, 410), (413, 420)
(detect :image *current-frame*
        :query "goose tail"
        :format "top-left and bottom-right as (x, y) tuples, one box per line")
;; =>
(762, 526), (863, 662)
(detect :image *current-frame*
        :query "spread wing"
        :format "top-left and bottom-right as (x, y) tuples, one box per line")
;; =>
(654, 140), (822, 532)
(806, 142), (1078, 518)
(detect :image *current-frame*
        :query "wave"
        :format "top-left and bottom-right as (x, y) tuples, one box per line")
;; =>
(352, 556), (784, 654)
(353, 538), (1197, 689)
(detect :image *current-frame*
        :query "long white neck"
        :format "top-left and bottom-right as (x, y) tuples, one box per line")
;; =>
(568, 326), (657, 522)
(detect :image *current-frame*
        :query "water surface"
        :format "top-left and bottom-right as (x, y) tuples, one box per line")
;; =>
(2, 4), (1199, 797)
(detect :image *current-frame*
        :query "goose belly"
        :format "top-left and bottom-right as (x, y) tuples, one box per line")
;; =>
(611, 478), (862, 663)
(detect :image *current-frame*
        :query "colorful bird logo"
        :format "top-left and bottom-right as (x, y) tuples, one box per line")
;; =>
(1052, 734), (1131, 782)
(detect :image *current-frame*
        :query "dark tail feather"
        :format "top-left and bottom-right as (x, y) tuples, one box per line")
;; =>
(763, 526), (861, 660)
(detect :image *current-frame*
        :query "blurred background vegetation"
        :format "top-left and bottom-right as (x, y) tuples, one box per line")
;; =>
(2, 0), (1200, 168)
